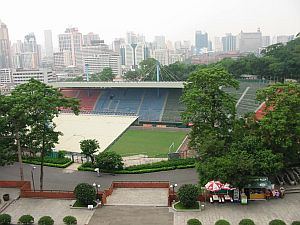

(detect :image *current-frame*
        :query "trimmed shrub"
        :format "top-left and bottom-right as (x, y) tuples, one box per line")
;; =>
(58, 150), (66, 158)
(63, 216), (77, 225)
(38, 216), (54, 225)
(292, 222), (300, 225)
(187, 218), (202, 225)
(0, 214), (11, 225)
(74, 183), (96, 206)
(215, 220), (231, 225)
(269, 220), (286, 225)
(95, 151), (123, 171)
(18, 215), (34, 225)
(81, 162), (95, 168)
(239, 219), (255, 225)
(177, 184), (199, 208)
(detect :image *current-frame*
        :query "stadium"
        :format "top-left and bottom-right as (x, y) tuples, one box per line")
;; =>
(51, 79), (268, 158)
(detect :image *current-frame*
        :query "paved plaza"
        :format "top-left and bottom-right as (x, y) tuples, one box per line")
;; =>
(89, 206), (173, 225)
(173, 193), (300, 225)
(106, 188), (169, 206)
(3, 198), (94, 225)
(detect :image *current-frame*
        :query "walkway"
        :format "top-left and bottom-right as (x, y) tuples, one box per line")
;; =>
(0, 163), (198, 191)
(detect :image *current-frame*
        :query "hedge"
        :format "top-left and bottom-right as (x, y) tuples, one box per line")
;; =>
(269, 220), (286, 225)
(78, 158), (195, 174)
(23, 157), (73, 168)
(0, 214), (11, 225)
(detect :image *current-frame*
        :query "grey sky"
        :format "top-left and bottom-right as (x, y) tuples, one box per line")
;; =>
(1, 0), (299, 48)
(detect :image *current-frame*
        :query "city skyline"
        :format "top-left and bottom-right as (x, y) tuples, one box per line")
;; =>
(0, 0), (299, 47)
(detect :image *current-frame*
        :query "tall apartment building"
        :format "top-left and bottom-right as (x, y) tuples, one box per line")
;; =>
(0, 68), (12, 83)
(153, 49), (169, 65)
(262, 36), (271, 47)
(238, 29), (262, 54)
(154, 36), (166, 49)
(53, 51), (72, 69)
(113, 38), (125, 53)
(58, 27), (83, 67)
(276, 35), (294, 44)
(0, 20), (11, 68)
(44, 30), (53, 57)
(214, 37), (223, 52)
(222, 33), (236, 52)
(11, 40), (24, 69)
(195, 31), (208, 55)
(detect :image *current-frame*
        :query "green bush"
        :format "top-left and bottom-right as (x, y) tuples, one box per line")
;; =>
(0, 214), (11, 225)
(18, 215), (34, 225)
(269, 220), (286, 225)
(58, 150), (66, 158)
(63, 216), (77, 225)
(95, 151), (123, 171)
(177, 184), (199, 208)
(81, 162), (95, 168)
(239, 219), (255, 225)
(187, 218), (202, 225)
(291, 222), (300, 225)
(74, 183), (96, 206)
(23, 156), (72, 168)
(215, 220), (231, 225)
(38, 216), (54, 225)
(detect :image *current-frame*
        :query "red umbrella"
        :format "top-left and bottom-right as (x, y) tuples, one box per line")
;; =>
(205, 181), (224, 192)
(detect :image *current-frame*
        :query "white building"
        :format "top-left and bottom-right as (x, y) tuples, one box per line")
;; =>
(53, 51), (72, 69)
(276, 35), (294, 44)
(83, 52), (121, 76)
(44, 30), (53, 57)
(154, 36), (166, 49)
(83, 32), (101, 46)
(120, 43), (149, 69)
(153, 49), (169, 65)
(0, 20), (11, 69)
(12, 69), (55, 84)
(0, 68), (12, 83)
(58, 27), (83, 67)
(237, 29), (262, 54)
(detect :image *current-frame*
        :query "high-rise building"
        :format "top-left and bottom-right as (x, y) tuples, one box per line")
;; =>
(154, 36), (166, 49)
(120, 43), (149, 69)
(214, 37), (223, 52)
(222, 33), (236, 52)
(44, 30), (53, 57)
(195, 31), (208, 54)
(83, 32), (101, 46)
(53, 51), (72, 69)
(12, 69), (55, 84)
(262, 36), (271, 47)
(58, 27), (83, 67)
(22, 33), (40, 69)
(0, 20), (11, 68)
(0, 68), (12, 83)
(11, 40), (23, 69)
(238, 29), (262, 54)
(113, 38), (125, 53)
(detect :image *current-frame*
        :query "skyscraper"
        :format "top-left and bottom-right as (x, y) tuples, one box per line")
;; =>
(262, 36), (271, 47)
(222, 33), (236, 52)
(58, 27), (83, 66)
(195, 31), (208, 54)
(44, 30), (53, 57)
(83, 32), (101, 46)
(154, 36), (166, 49)
(22, 33), (40, 69)
(0, 20), (11, 68)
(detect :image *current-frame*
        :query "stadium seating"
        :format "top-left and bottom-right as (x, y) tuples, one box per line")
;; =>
(61, 80), (269, 122)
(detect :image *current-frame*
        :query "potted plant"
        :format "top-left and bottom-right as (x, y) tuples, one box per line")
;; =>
(3, 194), (10, 201)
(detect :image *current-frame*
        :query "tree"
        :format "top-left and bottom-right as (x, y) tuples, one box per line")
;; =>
(74, 183), (96, 206)
(123, 70), (141, 81)
(80, 139), (99, 163)
(139, 58), (158, 81)
(100, 68), (114, 81)
(256, 82), (300, 165)
(177, 184), (199, 208)
(95, 151), (123, 171)
(181, 67), (239, 157)
(11, 79), (80, 190)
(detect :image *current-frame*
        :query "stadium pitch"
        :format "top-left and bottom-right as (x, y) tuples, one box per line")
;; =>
(107, 128), (188, 157)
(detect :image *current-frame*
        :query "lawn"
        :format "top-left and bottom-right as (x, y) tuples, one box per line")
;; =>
(107, 129), (188, 157)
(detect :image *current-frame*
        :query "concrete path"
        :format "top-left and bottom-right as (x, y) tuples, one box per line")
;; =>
(106, 188), (169, 206)
(89, 205), (173, 225)
(0, 188), (20, 212)
(3, 198), (94, 225)
(0, 163), (198, 191)
(172, 193), (300, 225)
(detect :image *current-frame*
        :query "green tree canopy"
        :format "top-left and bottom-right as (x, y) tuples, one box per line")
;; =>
(80, 139), (100, 163)
(95, 151), (123, 172)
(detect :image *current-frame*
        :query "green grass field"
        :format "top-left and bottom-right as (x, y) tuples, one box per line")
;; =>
(108, 129), (188, 157)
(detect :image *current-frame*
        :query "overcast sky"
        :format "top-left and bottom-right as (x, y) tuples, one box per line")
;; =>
(1, 0), (299, 48)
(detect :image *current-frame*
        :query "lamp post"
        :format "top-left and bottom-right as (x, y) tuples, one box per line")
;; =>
(93, 183), (101, 200)
(31, 166), (36, 191)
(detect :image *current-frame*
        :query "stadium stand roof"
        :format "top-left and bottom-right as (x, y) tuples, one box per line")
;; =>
(51, 81), (185, 89)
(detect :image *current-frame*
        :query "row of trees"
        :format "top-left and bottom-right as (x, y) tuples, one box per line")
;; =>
(181, 67), (300, 187)
(0, 79), (80, 190)
(65, 68), (115, 82)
